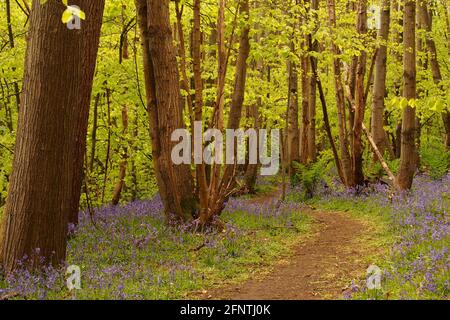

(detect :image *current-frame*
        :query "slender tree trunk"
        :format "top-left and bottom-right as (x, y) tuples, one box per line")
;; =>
(396, 0), (417, 190)
(0, 0), (105, 272)
(192, 0), (209, 215)
(226, 0), (250, 131)
(328, 0), (353, 187)
(202, 0), (250, 225)
(111, 105), (129, 205)
(89, 93), (100, 172)
(352, 0), (368, 186)
(101, 88), (112, 204)
(371, 0), (391, 158)
(135, 0), (197, 221)
(310, 51), (345, 182)
(213, 0), (227, 130)
(131, 108), (139, 200)
(244, 101), (260, 194)
(5, 0), (21, 110)
(299, 56), (310, 165)
(287, 47), (300, 171)
(392, 0), (404, 159)
(299, 24), (310, 166)
(307, 0), (319, 163)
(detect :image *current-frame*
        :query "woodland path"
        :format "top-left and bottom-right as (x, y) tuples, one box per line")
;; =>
(201, 189), (376, 300)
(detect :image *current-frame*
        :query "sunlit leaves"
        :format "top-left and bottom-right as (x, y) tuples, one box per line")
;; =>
(61, 5), (85, 24)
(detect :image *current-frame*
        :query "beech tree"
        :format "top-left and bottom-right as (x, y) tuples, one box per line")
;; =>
(371, 0), (391, 158)
(0, 0), (105, 272)
(395, 0), (417, 190)
(135, 0), (197, 221)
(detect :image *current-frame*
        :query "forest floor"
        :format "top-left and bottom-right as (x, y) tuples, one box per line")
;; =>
(198, 188), (384, 300)
(2, 176), (446, 300)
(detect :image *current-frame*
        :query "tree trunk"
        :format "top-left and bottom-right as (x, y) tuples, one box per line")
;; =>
(371, 0), (391, 158)
(287, 53), (300, 171)
(192, 0), (209, 215)
(135, 0), (197, 221)
(307, 0), (319, 163)
(213, 0), (227, 131)
(226, 0), (250, 131)
(299, 55), (310, 166)
(396, 0), (417, 190)
(244, 101), (260, 194)
(0, 0), (105, 272)
(201, 0), (250, 225)
(352, 0), (368, 186)
(5, 0), (21, 111)
(89, 93), (100, 172)
(328, 0), (353, 187)
(111, 105), (129, 206)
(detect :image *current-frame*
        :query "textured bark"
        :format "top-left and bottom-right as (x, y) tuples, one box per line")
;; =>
(396, 0), (417, 190)
(135, 0), (197, 220)
(371, 0), (391, 158)
(0, 0), (105, 272)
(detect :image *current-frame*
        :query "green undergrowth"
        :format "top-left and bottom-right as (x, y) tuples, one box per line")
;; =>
(0, 194), (312, 300)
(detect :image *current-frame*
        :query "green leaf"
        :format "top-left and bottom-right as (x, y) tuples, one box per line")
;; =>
(61, 9), (73, 24)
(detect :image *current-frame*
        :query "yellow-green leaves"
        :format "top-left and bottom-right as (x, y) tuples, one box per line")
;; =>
(389, 97), (417, 110)
(39, 0), (86, 25)
(62, 4), (86, 24)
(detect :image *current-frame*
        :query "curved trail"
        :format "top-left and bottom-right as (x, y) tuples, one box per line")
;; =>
(204, 190), (375, 300)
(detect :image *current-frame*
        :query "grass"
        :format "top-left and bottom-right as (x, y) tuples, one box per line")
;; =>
(299, 175), (449, 300)
(0, 195), (312, 300)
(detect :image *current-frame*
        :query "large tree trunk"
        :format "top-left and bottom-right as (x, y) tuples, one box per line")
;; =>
(0, 0), (105, 272)
(135, 0), (197, 221)
(371, 0), (391, 158)
(396, 0), (417, 190)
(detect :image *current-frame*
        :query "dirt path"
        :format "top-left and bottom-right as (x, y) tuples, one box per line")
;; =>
(204, 190), (374, 300)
